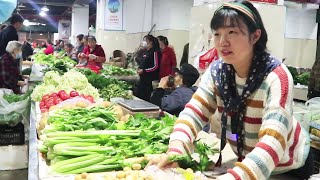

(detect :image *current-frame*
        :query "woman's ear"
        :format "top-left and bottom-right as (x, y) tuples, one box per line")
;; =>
(251, 29), (261, 44)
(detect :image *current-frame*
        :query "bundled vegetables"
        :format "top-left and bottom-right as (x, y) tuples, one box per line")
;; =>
(75, 68), (132, 101)
(296, 72), (310, 86)
(31, 70), (99, 101)
(39, 112), (175, 175)
(101, 66), (136, 76)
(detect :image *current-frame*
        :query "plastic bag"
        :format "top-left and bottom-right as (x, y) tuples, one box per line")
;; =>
(0, 89), (30, 126)
(30, 63), (47, 78)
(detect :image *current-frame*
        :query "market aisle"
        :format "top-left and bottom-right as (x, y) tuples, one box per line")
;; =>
(0, 169), (28, 180)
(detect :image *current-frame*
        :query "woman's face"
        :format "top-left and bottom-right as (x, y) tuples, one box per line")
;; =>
(213, 18), (260, 65)
(88, 39), (96, 48)
(64, 45), (71, 52)
(83, 39), (88, 46)
(145, 38), (152, 50)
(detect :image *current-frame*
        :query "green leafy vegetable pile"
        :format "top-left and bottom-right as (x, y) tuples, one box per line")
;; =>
(76, 68), (132, 101)
(169, 140), (219, 172)
(39, 113), (175, 174)
(3, 90), (32, 103)
(31, 70), (99, 101)
(296, 72), (310, 86)
(101, 66), (136, 76)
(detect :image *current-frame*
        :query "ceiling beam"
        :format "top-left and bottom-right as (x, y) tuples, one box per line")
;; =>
(19, 0), (74, 7)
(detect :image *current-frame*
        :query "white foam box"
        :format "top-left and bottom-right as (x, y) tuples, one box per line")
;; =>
(0, 145), (28, 170)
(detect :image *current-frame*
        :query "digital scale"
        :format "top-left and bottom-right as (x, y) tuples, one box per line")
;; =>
(117, 99), (160, 118)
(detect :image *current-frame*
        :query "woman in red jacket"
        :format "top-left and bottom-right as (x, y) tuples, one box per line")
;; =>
(157, 36), (176, 79)
(78, 36), (106, 72)
(43, 39), (54, 55)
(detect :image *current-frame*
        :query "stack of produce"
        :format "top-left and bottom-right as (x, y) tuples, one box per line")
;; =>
(101, 66), (136, 76)
(31, 70), (100, 102)
(76, 68), (132, 101)
(39, 90), (95, 113)
(38, 104), (175, 175)
(286, 66), (310, 86)
(32, 52), (77, 75)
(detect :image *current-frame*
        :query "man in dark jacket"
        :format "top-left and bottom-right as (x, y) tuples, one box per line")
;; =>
(150, 64), (200, 116)
(22, 39), (33, 60)
(0, 14), (24, 56)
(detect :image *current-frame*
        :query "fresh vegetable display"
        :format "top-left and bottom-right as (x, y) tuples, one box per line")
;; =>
(38, 110), (175, 175)
(31, 70), (99, 101)
(3, 90), (32, 103)
(39, 90), (95, 112)
(101, 66), (136, 76)
(296, 72), (310, 86)
(169, 140), (218, 172)
(75, 68), (132, 101)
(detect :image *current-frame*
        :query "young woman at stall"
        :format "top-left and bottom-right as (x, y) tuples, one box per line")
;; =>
(134, 35), (162, 101)
(157, 36), (177, 78)
(78, 36), (106, 71)
(150, 1), (312, 180)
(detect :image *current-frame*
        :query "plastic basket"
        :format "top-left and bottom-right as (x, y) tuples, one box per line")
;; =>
(0, 122), (25, 146)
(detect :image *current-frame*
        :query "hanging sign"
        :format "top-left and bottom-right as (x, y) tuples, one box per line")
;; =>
(104, 0), (123, 31)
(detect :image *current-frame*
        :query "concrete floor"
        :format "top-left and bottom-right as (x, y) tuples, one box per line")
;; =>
(0, 169), (28, 180)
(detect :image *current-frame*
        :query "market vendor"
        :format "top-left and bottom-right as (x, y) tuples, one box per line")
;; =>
(150, 1), (312, 180)
(150, 64), (199, 116)
(157, 36), (177, 78)
(78, 36), (106, 69)
(61, 43), (77, 61)
(134, 35), (162, 101)
(43, 39), (54, 55)
(0, 41), (25, 94)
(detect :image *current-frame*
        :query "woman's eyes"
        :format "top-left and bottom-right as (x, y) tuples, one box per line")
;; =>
(229, 30), (237, 34)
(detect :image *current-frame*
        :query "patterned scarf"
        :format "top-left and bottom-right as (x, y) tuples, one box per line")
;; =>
(211, 53), (281, 166)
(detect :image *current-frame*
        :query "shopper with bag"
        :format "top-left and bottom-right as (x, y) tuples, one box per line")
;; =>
(0, 41), (25, 94)
(149, 1), (312, 180)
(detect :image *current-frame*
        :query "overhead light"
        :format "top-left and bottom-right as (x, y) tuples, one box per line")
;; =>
(39, 11), (46, 17)
(40, 33), (43, 36)
(23, 19), (30, 26)
(41, 6), (49, 12)
(41, 23), (46, 26)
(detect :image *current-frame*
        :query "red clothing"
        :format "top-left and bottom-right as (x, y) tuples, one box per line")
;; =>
(83, 45), (106, 69)
(159, 46), (176, 78)
(43, 44), (54, 55)
(0, 52), (20, 94)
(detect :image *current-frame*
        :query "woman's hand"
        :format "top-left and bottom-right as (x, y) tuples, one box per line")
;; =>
(17, 81), (26, 87)
(158, 76), (169, 88)
(147, 153), (178, 169)
(88, 54), (97, 61)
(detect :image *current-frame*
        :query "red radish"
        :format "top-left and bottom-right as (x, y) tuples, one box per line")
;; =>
(70, 90), (79, 97)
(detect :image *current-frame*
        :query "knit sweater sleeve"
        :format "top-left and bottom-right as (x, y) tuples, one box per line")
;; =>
(168, 67), (218, 154)
(217, 65), (294, 180)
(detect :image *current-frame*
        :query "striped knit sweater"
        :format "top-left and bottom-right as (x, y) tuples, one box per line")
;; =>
(168, 63), (310, 180)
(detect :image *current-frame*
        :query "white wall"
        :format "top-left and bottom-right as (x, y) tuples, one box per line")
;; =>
(125, 0), (153, 33)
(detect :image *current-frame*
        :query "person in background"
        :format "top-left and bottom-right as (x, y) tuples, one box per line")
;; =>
(150, 64), (199, 116)
(134, 35), (162, 101)
(0, 41), (25, 94)
(62, 43), (77, 61)
(0, 14), (24, 56)
(22, 38), (33, 61)
(43, 39), (54, 55)
(54, 40), (64, 51)
(150, 1), (312, 180)
(180, 43), (189, 66)
(308, 56), (320, 99)
(76, 34), (85, 55)
(157, 36), (177, 78)
(79, 36), (106, 70)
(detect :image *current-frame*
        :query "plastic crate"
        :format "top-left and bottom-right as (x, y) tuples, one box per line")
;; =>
(311, 147), (320, 174)
(0, 123), (25, 146)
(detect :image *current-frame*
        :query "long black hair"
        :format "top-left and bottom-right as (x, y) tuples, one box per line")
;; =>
(144, 35), (160, 51)
(210, 1), (267, 56)
(157, 35), (169, 46)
